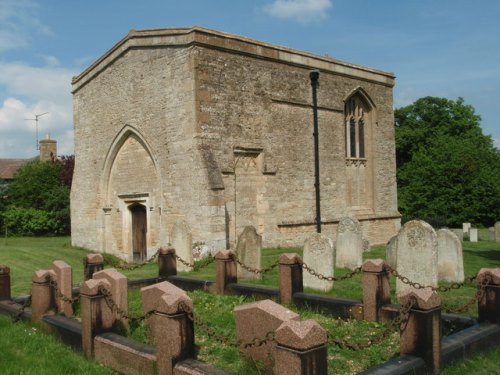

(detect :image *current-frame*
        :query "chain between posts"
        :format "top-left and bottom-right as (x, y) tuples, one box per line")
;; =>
(328, 297), (416, 351)
(383, 264), (478, 293)
(98, 285), (155, 324)
(13, 294), (32, 322)
(444, 274), (491, 314)
(175, 254), (216, 271)
(113, 249), (161, 271)
(302, 263), (362, 282)
(178, 301), (276, 349)
(46, 274), (80, 305)
(231, 253), (280, 275)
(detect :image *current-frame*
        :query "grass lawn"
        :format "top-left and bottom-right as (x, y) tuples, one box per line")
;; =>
(0, 236), (499, 374)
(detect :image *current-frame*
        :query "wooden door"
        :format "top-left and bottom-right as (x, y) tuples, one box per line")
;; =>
(130, 204), (147, 261)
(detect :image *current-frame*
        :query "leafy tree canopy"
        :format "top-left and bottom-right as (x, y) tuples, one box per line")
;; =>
(2, 160), (70, 235)
(395, 96), (500, 227)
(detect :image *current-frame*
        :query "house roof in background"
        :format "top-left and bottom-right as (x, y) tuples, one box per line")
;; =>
(0, 158), (36, 180)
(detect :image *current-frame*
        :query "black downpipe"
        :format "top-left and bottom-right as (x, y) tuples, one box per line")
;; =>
(310, 70), (321, 233)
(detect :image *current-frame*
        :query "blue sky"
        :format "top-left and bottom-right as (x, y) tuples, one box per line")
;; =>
(0, 0), (499, 158)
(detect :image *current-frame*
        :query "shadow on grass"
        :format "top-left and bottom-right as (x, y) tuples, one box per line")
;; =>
(465, 249), (500, 262)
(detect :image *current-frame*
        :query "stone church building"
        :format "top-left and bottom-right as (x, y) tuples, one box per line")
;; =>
(71, 27), (400, 261)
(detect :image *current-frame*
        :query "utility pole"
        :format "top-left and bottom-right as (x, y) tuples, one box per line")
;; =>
(310, 70), (321, 233)
(25, 112), (49, 150)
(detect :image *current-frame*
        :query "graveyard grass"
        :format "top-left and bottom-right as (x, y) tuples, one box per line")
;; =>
(1, 236), (499, 374)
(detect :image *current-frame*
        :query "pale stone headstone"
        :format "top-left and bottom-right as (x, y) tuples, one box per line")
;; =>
(469, 228), (478, 242)
(450, 229), (464, 242)
(495, 222), (500, 243)
(386, 235), (398, 268)
(236, 226), (262, 280)
(303, 233), (335, 291)
(336, 216), (363, 270)
(489, 227), (495, 241)
(437, 229), (464, 283)
(396, 220), (438, 296)
(362, 239), (371, 253)
(171, 220), (193, 272)
(462, 222), (471, 234)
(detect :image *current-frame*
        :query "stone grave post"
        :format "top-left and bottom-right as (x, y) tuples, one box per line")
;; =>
(488, 227), (495, 241)
(279, 253), (303, 305)
(50, 260), (73, 317)
(477, 268), (500, 324)
(236, 226), (262, 280)
(396, 220), (438, 296)
(437, 229), (464, 283)
(83, 253), (104, 281)
(80, 278), (114, 358)
(303, 233), (334, 292)
(93, 268), (128, 328)
(215, 250), (237, 294)
(141, 281), (194, 375)
(158, 247), (177, 278)
(234, 299), (299, 371)
(399, 288), (441, 375)
(0, 265), (11, 300)
(275, 320), (328, 375)
(171, 220), (193, 272)
(362, 259), (390, 322)
(336, 216), (363, 270)
(31, 269), (57, 322)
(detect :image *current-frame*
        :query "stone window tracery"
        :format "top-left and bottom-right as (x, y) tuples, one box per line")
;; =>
(345, 96), (366, 161)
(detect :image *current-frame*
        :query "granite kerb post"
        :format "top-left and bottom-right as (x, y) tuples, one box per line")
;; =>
(83, 253), (104, 281)
(279, 253), (303, 305)
(399, 288), (442, 375)
(0, 265), (11, 300)
(362, 259), (391, 322)
(477, 267), (500, 324)
(158, 247), (177, 279)
(31, 269), (57, 323)
(141, 281), (195, 375)
(215, 250), (237, 295)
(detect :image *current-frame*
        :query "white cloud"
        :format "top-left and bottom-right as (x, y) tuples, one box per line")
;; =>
(264, 0), (332, 23)
(0, 62), (75, 158)
(0, 0), (53, 53)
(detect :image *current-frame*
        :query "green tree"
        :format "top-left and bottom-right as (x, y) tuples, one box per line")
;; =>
(395, 96), (500, 227)
(2, 160), (70, 235)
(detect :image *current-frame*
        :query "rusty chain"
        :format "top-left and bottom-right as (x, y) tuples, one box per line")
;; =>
(114, 249), (161, 271)
(383, 264), (478, 293)
(302, 263), (362, 282)
(444, 274), (491, 314)
(46, 274), (80, 305)
(98, 284), (155, 324)
(177, 300), (276, 349)
(13, 294), (32, 322)
(231, 253), (280, 275)
(327, 297), (416, 351)
(175, 254), (216, 271)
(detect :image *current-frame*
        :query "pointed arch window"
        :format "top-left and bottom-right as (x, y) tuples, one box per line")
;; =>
(345, 96), (366, 159)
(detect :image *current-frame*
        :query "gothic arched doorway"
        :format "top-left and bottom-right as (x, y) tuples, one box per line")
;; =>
(130, 203), (147, 261)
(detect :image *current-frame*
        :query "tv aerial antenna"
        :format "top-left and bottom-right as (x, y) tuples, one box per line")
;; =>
(25, 112), (49, 150)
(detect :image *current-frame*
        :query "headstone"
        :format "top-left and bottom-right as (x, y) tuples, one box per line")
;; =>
(450, 229), (464, 242)
(336, 216), (363, 270)
(234, 299), (299, 370)
(303, 233), (335, 291)
(236, 226), (262, 280)
(437, 229), (464, 283)
(386, 235), (398, 268)
(462, 222), (471, 235)
(396, 220), (438, 296)
(171, 219), (193, 272)
(469, 228), (478, 242)
(362, 239), (371, 253)
(495, 222), (500, 243)
(489, 227), (495, 241)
